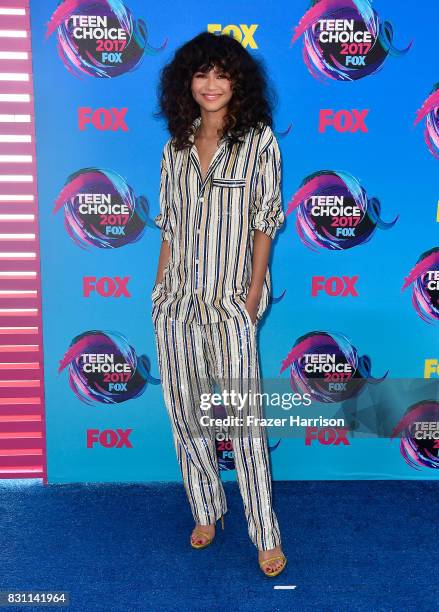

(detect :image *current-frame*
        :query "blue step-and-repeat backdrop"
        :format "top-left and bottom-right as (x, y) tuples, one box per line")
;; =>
(29, 0), (439, 482)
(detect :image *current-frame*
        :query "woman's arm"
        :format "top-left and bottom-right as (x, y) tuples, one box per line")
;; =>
(154, 147), (172, 287)
(246, 231), (271, 320)
(245, 130), (285, 322)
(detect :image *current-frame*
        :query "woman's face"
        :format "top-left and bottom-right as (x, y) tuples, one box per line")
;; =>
(191, 66), (233, 113)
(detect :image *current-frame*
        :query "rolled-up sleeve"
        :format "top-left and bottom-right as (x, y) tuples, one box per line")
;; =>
(154, 150), (172, 243)
(250, 133), (285, 240)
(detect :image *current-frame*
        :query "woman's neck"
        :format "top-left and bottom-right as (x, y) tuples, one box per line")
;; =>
(197, 108), (227, 140)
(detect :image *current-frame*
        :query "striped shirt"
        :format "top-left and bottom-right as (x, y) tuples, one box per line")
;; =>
(151, 116), (285, 325)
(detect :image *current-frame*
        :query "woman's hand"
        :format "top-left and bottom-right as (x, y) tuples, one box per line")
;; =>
(245, 230), (272, 324)
(154, 239), (171, 288)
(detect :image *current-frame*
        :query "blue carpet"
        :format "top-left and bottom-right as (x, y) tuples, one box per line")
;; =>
(0, 480), (437, 611)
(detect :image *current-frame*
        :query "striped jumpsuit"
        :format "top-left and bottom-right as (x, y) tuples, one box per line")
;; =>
(151, 118), (285, 550)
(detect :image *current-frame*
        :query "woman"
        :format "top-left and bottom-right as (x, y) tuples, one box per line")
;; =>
(151, 31), (286, 577)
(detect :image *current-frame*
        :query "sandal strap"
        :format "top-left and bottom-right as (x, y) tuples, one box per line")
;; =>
(191, 530), (213, 541)
(259, 554), (286, 567)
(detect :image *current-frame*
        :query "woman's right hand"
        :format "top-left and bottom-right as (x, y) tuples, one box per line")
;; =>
(154, 239), (171, 289)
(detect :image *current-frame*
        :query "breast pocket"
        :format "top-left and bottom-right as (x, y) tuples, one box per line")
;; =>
(211, 177), (247, 218)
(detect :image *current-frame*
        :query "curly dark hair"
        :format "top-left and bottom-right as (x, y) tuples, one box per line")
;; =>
(155, 31), (276, 150)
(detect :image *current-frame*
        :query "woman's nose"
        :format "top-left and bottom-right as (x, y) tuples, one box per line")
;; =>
(206, 73), (218, 89)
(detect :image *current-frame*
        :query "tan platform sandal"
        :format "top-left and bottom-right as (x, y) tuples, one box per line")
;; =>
(190, 514), (224, 549)
(259, 553), (287, 577)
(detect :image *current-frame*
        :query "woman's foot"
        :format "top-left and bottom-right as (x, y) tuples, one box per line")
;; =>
(190, 522), (215, 547)
(258, 545), (287, 576)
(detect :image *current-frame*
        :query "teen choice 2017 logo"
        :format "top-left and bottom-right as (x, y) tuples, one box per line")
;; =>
(391, 401), (439, 470)
(46, 0), (166, 78)
(414, 85), (439, 160)
(280, 331), (387, 403)
(213, 404), (281, 471)
(53, 167), (156, 249)
(58, 330), (159, 404)
(286, 170), (398, 251)
(402, 248), (439, 324)
(291, 0), (411, 81)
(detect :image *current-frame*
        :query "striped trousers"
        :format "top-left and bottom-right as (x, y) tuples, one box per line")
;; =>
(152, 307), (282, 551)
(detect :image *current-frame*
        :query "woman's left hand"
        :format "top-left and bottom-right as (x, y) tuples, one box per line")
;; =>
(245, 292), (261, 325)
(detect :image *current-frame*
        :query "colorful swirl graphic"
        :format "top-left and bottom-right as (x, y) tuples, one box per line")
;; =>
(402, 248), (439, 324)
(46, 0), (166, 78)
(270, 289), (286, 306)
(286, 170), (398, 251)
(53, 167), (155, 249)
(391, 401), (439, 470)
(58, 330), (159, 405)
(280, 331), (387, 403)
(414, 85), (439, 159)
(291, 0), (411, 82)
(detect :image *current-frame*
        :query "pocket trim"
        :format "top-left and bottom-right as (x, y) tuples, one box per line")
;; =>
(212, 178), (247, 188)
(238, 302), (257, 329)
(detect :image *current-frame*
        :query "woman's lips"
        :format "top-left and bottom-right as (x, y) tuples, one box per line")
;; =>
(202, 94), (222, 100)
